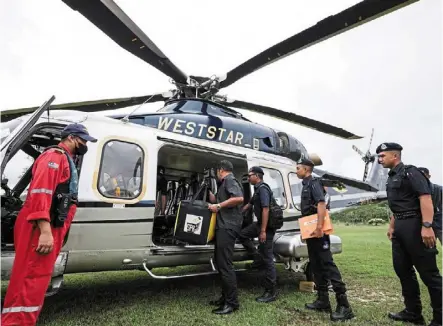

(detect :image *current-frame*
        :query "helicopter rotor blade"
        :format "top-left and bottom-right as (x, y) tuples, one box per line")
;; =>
(1, 93), (167, 122)
(62, 0), (188, 84)
(225, 99), (362, 140)
(367, 127), (375, 153)
(352, 145), (365, 158)
(219, 0), (418, 89)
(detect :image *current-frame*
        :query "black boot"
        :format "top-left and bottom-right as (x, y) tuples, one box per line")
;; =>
(305, 291), (331, 312)
(256, 289), (277, 303)
(330, 293), (355, 322)
(388, 309), (425, 325)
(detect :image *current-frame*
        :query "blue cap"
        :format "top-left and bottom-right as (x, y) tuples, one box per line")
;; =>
(61, 123), (97, 143)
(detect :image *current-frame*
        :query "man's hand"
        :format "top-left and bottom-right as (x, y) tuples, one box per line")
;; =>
(387, 226), (394, 241)
(208, 204), (219, 213)
(422, 227), (436, 248)
(36, 230), (54, 255)
(242, 204), (251, 213)
(259, 230), (266, 243)
(310, 226), (324, 238)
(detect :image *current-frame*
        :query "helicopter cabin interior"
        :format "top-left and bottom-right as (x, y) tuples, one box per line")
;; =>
(152, 143), (251, 246)
(1, 122), (71, 251)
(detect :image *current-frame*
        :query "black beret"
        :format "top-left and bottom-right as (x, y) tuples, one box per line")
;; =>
(249, 166), (264, 175)
(298, 157), (314, 167)
(375, 142), (403, 154)
(418, 167), (429, 175)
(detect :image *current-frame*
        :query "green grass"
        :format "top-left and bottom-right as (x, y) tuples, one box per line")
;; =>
(2, 224), (442, 326)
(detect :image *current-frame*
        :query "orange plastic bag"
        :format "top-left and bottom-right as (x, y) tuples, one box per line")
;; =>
(299, 211), (333, 240)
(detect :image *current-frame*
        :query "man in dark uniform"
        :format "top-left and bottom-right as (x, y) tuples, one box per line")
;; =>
(418, 167), (442, 245)
(240, 166), (277, 303)
(296, 158), (354, 322)
(156, 165), (167, 215)
(378, 142), (442, 326)
(207, 160), (244, 314)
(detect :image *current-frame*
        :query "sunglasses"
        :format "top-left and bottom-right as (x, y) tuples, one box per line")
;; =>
(247, 173), (256, 178)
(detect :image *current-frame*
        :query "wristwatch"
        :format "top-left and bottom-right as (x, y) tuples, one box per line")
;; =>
(422, 222), (432, 228)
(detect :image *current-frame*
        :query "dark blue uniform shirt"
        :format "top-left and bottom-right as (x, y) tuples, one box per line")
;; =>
(386, 162), (431, 213)
(216, 173), (244, 231)
(300, 175), (325, 217)
(249, 181), (271, 225)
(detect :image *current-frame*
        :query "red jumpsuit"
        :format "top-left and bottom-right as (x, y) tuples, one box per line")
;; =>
(2, 143), (77, 326)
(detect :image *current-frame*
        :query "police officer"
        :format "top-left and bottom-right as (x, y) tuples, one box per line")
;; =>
(207, 160), (244, 314)
(239, 166), (277, 303)
(378, 143), (442, 326)
(296, 158), (354, 322)
(2, 123), (97, 326)
(418, 167), (442, 245)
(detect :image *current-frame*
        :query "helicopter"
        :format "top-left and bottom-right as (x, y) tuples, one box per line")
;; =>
(0, 0), (415, 296)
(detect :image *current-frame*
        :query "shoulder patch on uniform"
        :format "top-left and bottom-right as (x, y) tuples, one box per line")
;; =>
(48, 161), (59, 169)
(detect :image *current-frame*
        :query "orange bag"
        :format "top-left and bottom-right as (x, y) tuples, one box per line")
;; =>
(299, 211), (333, 240)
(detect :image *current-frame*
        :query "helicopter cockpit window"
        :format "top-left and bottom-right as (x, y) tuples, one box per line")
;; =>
(288, 173), (303, 207)
(97, 140), (144, 200)
(260, 167), (287, 209)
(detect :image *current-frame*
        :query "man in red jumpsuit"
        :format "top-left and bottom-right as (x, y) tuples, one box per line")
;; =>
(1, 123), (97, 326)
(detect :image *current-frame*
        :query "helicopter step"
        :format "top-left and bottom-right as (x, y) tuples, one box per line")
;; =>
(142, 258), (248, 280)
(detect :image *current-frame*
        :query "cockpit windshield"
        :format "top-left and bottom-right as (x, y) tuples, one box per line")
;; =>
(0, 118), (24, 145)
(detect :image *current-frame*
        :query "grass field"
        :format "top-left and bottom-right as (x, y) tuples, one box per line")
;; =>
(2, 224), (442, 326)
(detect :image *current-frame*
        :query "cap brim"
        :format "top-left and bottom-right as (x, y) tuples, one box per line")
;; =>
(78, 134), (97, 143)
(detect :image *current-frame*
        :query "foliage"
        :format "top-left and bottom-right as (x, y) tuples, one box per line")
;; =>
(331, 201), (391, 225)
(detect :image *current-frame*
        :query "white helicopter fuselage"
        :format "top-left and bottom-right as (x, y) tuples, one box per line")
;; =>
(1, 110), (343, 294)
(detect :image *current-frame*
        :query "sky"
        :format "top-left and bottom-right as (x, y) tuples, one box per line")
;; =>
(1, 0), (442, 184)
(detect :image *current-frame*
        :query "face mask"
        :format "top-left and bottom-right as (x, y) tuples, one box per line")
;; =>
(75, 140), (88, 155)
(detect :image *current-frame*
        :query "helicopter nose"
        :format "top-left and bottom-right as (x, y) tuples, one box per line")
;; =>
(308, 153), (323, 166)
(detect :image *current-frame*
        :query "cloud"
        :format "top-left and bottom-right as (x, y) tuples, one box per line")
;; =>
(1, 0), (441, 185)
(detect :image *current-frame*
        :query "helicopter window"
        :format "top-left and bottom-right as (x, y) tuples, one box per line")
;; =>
(260, 167), (287, 209)
(288, 172), (303, 207)
(97, 140), (144, 200)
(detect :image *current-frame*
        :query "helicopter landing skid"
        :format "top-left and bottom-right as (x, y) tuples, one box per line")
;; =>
(142, 258), (248, 280)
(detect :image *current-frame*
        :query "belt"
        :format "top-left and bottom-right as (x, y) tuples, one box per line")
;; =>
(393, 211), (421, 220)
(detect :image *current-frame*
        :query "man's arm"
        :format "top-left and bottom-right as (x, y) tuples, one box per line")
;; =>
(220, 178), (244, 208)
(259, 186), (271, 232)
(311, 180), (326, 230)
(27, 150), (69, 254)
(408, 168), (433, 224)
(408, 168), (435, 247)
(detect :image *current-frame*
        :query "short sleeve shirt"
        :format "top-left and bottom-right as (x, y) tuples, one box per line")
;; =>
(216, 173), (244, 230)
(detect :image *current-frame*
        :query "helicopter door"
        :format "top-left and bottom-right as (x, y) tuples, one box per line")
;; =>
(0, 96), (55, 177)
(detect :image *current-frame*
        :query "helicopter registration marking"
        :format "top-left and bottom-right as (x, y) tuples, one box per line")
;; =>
(158, 117), (244, 145)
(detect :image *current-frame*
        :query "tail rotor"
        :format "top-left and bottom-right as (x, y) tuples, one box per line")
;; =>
(352, 128), (376, 182)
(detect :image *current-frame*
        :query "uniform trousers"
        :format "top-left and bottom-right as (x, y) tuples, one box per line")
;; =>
(214, 228), (240, 308)
(306, 235), (347, 294)
(392, 217), (442, 322)
(239, 222), (277, 291)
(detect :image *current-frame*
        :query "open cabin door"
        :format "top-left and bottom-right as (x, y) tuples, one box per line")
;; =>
(1, 96), (55, 178)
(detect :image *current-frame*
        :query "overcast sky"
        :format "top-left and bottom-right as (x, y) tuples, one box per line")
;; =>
(1, 0), (442, 184)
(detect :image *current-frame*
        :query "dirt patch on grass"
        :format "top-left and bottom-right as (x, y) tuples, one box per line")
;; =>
(346, 287), (401, 304)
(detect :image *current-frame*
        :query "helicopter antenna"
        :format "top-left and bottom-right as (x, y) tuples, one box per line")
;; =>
(121, 94), (158, 123)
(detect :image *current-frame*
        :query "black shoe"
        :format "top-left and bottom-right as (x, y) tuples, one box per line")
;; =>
(256, 290), (277, 303)
(212, 304), (238, 315)
(388, 309), (425, 325)
(305, 291), (331, 312)
(330, 294), (355, 322)
(209, 296), (224, 306)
